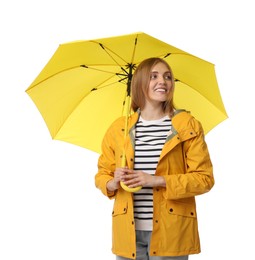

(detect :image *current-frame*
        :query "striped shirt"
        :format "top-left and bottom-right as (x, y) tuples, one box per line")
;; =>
(133, 115), (172, 231)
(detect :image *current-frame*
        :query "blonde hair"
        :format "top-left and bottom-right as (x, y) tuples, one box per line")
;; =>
(131, 57), (175, 116)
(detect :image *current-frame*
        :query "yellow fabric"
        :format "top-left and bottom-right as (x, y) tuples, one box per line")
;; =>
(95, 110), (214, 258)
(26, 32), (227, 153)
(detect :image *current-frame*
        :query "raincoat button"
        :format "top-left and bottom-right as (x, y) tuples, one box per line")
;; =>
(130, 158), (133, 161)
(153, 251), (156, 255)
(155, 220), (158, 223)
(132, 221), (134, 225)
(112, 211), (114, 215)
(190, 132), (193, 135)
(169, 208), (173, 212)
(124, 208), (126, 212)
(132, 253), (135, 257)
(191, 212), (194, 216)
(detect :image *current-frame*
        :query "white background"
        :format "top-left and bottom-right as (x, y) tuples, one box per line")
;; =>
(0, 0), (254, 259)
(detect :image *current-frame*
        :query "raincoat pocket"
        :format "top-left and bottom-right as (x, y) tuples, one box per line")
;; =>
(112, 199), (128, 217)
(111, 198), (135, 256)
(167, 199), (197, 218)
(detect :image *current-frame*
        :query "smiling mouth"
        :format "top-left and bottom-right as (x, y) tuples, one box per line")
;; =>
(155, 88), (167, 92)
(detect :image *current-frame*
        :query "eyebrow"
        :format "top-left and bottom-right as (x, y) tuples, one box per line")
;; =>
(151, 70), (171, 74)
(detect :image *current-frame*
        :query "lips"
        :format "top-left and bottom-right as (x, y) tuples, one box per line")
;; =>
(155, 88), (167, 92)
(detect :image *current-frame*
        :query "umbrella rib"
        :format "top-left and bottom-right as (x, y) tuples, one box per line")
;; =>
(175, 79), (226, 115)
(92, 33), (140, 75)
(163, 52), (215, 65)
(28, 67), (128, 99)
(129, 34), (138, 65)
(90, 77), (127, 91)
(54, 74), (127, 138)
(80, 64), (120, 75)
(80, 65), (129, 89)
(27, 65), (121, 91)
(27, 66), (84, 90)
(93, 41), (129, 75)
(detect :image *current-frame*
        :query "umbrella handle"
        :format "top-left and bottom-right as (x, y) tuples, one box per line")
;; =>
(119, 95), (142, 192)
(120, 153), (142, 192)
(120, 181), (142, 192)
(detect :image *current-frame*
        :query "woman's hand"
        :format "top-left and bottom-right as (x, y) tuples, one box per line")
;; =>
(122, 169), (166, 188)
(107, 168), (166, 192)
(106, 167), (129, 192)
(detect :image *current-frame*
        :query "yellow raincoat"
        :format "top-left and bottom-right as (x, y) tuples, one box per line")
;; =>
(95, 110), (214, 259)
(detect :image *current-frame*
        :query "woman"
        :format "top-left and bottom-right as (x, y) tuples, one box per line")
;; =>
(95, 57), (214, 260)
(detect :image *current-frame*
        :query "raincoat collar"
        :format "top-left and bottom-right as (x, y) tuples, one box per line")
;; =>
(128, 109), (189, 136)
(127, 109), (194, 157)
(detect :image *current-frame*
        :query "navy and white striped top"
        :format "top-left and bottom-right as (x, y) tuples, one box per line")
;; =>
(133, 115), (172, 231)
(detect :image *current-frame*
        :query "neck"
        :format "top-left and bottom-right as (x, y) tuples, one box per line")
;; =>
(140, 107), (167, 121)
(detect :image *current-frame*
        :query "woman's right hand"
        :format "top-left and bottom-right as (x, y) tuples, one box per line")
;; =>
(106, 167), (128, 192)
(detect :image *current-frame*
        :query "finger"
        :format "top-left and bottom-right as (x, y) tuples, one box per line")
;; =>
(123, 179), (141, 188)
(124, 168), (135, 174)
(123, 174), (138, 180)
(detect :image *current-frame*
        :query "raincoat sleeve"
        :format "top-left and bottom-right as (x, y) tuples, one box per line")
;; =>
(95, 124), (117, 199)
(162, 117), (214, 200)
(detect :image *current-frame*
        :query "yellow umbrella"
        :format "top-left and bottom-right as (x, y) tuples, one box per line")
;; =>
(26, 32), (227, 155)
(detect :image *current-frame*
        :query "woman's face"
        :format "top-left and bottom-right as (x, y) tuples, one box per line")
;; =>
(146, 62), (173, 106)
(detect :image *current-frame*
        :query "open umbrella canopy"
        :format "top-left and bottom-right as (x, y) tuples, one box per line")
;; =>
(26, 32), (227, 153)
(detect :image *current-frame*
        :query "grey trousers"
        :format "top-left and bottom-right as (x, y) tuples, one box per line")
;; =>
(116, 230), (189, 260)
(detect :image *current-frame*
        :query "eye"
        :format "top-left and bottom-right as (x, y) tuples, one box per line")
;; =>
(150, 73), (158, 80)
(164, 73), (172, 80)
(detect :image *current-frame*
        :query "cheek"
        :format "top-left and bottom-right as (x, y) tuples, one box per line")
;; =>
(167, 83), (173, 92)
(168, 86), (174, 98)
(148, 85), (155, 96)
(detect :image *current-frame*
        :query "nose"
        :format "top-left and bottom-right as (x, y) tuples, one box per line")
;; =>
(158, 74), (166, 84)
